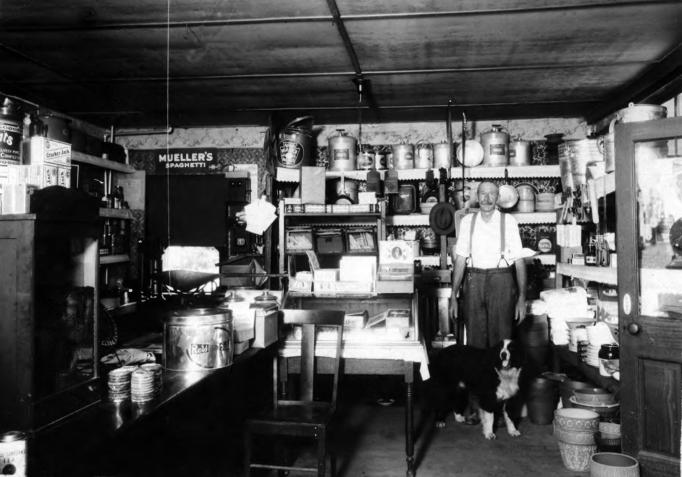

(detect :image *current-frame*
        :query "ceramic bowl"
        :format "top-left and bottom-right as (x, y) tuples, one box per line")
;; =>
(569, 397), (620, 420)
(590, 452), (639, 477)
(574, 387), (616, 405)
(599, 422), (621, 437)
(554, 408), (600, 432)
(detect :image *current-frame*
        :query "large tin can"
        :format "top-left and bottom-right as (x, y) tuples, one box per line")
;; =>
(0, 98), (22, 166)
(480, 124), (509, 166)
(163, 308), (233, 371)
(509, 138), (531, 166)
(357, 146), (375, 170)
(0, 431), (27, 477)
(392, 143), (414, 170)
(433, 142), (452, 169)
(415, 142), (433, 169)
(277, 116), (314, 169)
(328, 129), (357, 171)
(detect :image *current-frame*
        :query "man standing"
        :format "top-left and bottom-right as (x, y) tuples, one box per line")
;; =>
(449, 181), (526, 349)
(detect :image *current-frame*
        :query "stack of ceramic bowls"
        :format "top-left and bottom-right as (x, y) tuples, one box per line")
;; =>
(596, 422), (622, 451)
(553, 408), (599, 472)
(570, 387), (620, 421)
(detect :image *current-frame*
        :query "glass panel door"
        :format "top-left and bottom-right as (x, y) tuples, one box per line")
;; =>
(635, 140), (682, 317)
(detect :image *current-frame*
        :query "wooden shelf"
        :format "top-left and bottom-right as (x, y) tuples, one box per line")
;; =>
(276, 165), (560, 183)
(554, 345), (620, 395)
(451, 165), (561, 179)
(386, 211), (558, 227)
(99, 208), (134, 219)
(556, 263), (617, 285)
(72, 151), (135, 173)
(100, 254), (130, 265)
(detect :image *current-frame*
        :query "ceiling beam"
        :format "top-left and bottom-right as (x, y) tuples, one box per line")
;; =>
(4, 0), (678, 32)
(325, 0), (362, 75)
(585, 42), (682, 125)
(7, 60), (655, 85)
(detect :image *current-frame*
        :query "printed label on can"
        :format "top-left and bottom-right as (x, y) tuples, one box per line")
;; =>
(0, 435), (26, 477)
(489, 144), (507, 156)
(0, 122), (22, 165)
(279, 141), (304, 167)
(358, 153), (374, 169)
(333, 148), (349, 161)
(537, 237), (553, 253)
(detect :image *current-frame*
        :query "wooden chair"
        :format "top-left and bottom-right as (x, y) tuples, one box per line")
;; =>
(244, 309), (345, 476)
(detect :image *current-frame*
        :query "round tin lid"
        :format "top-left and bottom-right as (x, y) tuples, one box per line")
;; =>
(166, 307), (231, 325)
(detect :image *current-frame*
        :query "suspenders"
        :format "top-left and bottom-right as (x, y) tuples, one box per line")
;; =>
(467, 211), (508, 268)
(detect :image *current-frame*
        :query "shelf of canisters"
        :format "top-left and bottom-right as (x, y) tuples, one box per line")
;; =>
(276, 165), (560, 183)
(99, 208), (134, 219)
(413, 253), (554, 267)
(100, 254), (130, 265)
(386, 211), (558, 226)
(71, 151), (136, 173)
(556, 263), (618, 285)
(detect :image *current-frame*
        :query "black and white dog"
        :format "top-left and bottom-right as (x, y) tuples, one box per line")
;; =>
(429, 339), (524, 440)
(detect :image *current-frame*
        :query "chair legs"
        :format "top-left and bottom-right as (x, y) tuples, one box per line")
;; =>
(316, 427), (326, 477)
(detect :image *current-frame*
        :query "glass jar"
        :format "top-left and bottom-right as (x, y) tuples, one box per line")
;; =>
(598, 343), (620, 377)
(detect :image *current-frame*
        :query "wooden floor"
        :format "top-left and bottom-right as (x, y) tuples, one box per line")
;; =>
(96, 376), (593, 477)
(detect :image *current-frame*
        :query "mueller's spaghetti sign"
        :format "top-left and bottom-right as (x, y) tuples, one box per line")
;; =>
(155, 148), (217, 173)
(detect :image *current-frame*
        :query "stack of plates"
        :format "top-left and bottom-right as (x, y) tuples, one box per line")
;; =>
(131, 368), (156, 403)
(585, 344), (601, 367)
(107, 366), (136, 402)
(141, 363), (163, 397)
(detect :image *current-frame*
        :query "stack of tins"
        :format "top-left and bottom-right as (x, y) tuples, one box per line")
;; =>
(553, 408), (600, 472)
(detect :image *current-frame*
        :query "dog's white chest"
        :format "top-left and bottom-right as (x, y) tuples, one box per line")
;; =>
(495, 367), (520, 401)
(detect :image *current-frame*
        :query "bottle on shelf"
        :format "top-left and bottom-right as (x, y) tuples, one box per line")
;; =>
(100, 219), (112, 256)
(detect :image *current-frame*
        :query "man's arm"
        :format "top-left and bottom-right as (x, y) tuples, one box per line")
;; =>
(449, 249), (467, 320)
(514, 258), (527, 323)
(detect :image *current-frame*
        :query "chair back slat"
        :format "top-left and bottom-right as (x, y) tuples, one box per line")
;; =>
(300, 323), (316, 401)
(279, 309), (345, 406)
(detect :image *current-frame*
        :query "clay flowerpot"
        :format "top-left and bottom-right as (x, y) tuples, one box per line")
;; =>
(553, 425), (596, 445)
(554, 408), (600, 432)
(590, 452), (640, 477)
(557, 441), (597, 472)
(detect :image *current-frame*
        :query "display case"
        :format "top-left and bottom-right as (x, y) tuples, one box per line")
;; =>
(0, 189), (101, 432)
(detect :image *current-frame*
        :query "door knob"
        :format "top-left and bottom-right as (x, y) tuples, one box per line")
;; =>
(627, 322), (641, 335)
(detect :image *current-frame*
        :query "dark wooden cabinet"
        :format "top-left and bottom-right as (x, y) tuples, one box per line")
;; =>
(615, 117), (682, 477)
(0, 211), (101, 433)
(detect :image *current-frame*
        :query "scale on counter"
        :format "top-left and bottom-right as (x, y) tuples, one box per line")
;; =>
(666, 218), (682, 269)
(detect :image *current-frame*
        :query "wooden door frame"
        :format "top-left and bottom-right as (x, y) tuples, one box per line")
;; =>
(614, 116), (682, 476)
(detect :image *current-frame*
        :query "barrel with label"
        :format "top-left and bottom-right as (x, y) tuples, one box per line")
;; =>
(277, 116), (314, 169)
(328, 129), (357, 171)
(0, 98), (22, 166)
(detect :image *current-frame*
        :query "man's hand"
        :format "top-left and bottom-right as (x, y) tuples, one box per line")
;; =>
(449, 295), (458, 321)
(514, 297), (526, 323)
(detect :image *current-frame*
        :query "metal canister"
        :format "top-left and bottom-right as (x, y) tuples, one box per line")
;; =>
(391, 143), (414, 170)
(357, 145), (375, 170)
(433, 142), (452, 169)
(0, 98), (22, 166)
(617, 102), (666, 123)
(480, 124), (509, 166)
(415, 142), (434, 169)
(0, 431), (27, 477)
(328, 129), (357, 171)
(374, 146), (388, 170)
(163, 308), (233, 371)
(509, 138), (531, 166)
(277, 116), (314, 169)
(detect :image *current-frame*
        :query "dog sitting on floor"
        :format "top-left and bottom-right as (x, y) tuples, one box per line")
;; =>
(428, 339), (524, 440)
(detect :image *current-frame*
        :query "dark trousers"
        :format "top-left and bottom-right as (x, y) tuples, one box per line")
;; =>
(463, 267), (517, 349)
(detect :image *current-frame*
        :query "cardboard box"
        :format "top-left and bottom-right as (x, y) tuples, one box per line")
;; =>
(252, 307), (278, 348)
(21, 137), (71, 167)
(300, 166), (326, 204)
(1, 183), (38, 214)
(7, 164), (71, 188)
